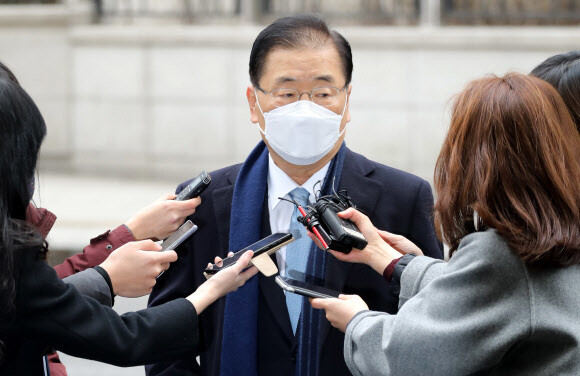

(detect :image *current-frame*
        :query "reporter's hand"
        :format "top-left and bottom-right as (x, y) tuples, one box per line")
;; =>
(377, 230), (423, 256)
(125, 194), (201, 241)
(308, 208), (402, 275)
(100, 240), (178, 298)
(310, 294), (369, 333)
(187, 250), (258, 314)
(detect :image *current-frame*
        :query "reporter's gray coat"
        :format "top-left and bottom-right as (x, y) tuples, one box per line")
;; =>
(63, 268), (113, 307)
(344, 229), (580, 376)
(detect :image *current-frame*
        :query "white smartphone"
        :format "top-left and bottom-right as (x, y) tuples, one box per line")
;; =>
(160, 220), (198, 252)
(157, 220), (198, 278)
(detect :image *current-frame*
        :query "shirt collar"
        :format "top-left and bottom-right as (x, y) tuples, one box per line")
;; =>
(267, 154), (331, 211)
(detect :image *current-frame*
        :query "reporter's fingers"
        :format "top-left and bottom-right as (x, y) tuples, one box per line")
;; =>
(135, 240), (163, 252)
(160, 262), (171, 271)
(233, 251), (254, 273)
(307, 231), (324, 250)
(239, 265), (258, 281)
(377, 230), (403, 244)
(152, 250), (178, 263)
(174, 197), (202, 213)
(338, 208), (369, 226)
(338, 208), (376, 236)
(377, 230), (422, 255)
(337, 207), (356, 219)
(214, 256), (224, 267)
(161, 197), (201, 221)
(158, 193), (177, 201)
(328, 249), (351, 262)
(227, 252), (234, 257)
(310, 298), (329, 309)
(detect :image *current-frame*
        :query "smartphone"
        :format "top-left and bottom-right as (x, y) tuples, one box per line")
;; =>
(160, 220), (198, 252)
(275, 276), (340, 299)
(175, 171), (211, 201)
(204, 233), (294, 276)
(157, 220), (198, 278)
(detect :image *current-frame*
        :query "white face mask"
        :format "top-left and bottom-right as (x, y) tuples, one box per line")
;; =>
(255, 92), (348, 166)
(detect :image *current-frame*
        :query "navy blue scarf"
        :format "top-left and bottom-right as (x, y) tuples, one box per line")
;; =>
(220, 141), (346, 376)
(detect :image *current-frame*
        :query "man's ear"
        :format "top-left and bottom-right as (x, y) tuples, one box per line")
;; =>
(246, 85), (259, 124)
(345, 84), (352, 123)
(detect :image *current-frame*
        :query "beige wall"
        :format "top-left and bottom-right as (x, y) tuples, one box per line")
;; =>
(2, 7), (578, 184)
(56, 25), (580, 183)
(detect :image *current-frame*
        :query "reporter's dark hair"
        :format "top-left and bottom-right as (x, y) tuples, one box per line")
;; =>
(249, 15), (353, 87)
(531, 51), (580, 132)
(0, 61), (19, 85)
(435, 73), (580, 266)
(0, 77), (47, 316)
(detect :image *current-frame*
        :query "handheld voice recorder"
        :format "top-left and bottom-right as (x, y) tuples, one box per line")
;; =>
(175, 170), (211, 201)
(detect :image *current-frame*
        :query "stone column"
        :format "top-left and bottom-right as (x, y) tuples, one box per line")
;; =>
(420, 0), (441, 27)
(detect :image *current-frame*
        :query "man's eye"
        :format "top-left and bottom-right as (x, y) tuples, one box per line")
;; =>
(274, 91), (296, 98)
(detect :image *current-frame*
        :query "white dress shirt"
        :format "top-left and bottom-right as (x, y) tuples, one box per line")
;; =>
(267, 154), (331, 277)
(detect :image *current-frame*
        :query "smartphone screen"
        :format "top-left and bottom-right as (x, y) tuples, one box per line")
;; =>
(204, 233), (293, 275)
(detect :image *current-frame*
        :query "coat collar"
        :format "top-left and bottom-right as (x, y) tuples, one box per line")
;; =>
(26, 203), (57, 239)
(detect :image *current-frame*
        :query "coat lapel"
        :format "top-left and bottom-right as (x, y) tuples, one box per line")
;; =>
(318, 148), (384, 352)
(259, 258), (295, 342)
(211, 166), (241, 256)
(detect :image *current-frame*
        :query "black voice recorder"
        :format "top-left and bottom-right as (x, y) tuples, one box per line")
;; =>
(175, 170), (211, 201)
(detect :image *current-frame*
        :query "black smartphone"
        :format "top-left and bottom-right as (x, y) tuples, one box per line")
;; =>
(204, 233), (294, 277)
(275, 276), (340, 299)
(175, 171), (211, 201)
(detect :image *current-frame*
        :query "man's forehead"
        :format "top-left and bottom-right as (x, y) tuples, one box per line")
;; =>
(273, 74), (336, 85)
(261, 46), (344, 85)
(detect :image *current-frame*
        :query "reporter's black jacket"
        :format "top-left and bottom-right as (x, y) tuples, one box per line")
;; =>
(0, 246), (199, 376)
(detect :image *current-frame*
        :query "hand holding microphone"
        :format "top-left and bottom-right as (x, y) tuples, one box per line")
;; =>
(308, 208), (404, 275)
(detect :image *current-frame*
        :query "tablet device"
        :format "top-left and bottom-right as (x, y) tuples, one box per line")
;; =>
(275, 276), (340, 299)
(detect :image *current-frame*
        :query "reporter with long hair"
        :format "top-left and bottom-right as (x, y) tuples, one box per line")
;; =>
(0, 77), (258, 375)
(0, 61), (204, 375)
(311, 73), (580, 375)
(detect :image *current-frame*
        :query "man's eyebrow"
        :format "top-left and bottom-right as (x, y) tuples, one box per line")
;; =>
(314, 75), (335, 83)
(274, 76), (297, 85)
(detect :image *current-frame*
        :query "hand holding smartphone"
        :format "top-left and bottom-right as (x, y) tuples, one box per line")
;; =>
(204, 233), (294, 279)
(275, 276), (340, 299)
